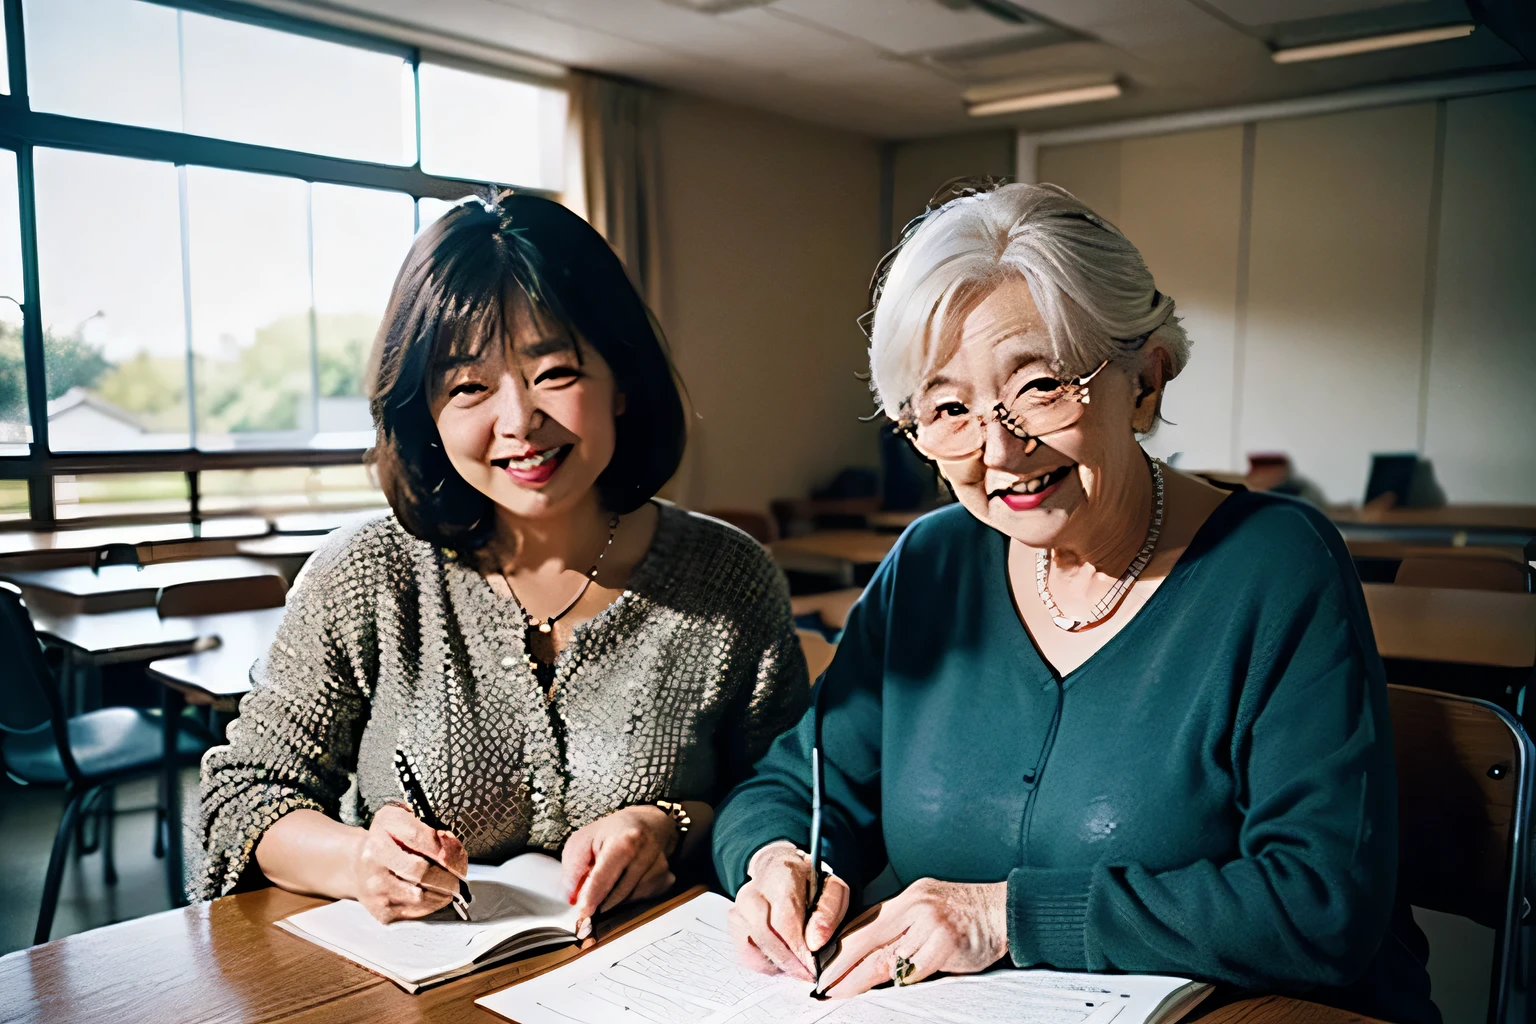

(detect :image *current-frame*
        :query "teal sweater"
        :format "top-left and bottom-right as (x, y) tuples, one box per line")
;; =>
(714, 492), (1437, 1024)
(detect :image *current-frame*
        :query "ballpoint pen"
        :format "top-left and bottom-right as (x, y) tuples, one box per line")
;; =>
(394, 748), (473, 920)
(807, 683), (828, 990)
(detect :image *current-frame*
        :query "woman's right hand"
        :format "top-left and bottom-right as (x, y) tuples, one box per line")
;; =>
(727, 841), (850, 982)
(350, 803), (470, 924)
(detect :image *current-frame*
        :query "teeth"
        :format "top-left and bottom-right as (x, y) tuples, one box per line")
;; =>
(507, 447), (561, 469)
(1006, 465), (1070, 496)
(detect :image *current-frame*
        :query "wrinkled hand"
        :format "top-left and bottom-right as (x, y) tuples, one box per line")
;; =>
(561, 806), (679, 938)
(351, 803), (469, 924)
(820, 878), (1008, 997)
(727, 841), (850, 983)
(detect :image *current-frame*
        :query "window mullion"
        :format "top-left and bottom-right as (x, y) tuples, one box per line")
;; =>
(16, 142), (50, 524)
(4, 0), (29, 103)
(306, 182), (319, 441)
(177, 164), (196, 449)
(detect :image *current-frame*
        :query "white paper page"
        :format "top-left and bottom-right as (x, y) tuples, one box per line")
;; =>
(280, 853), (579, 984)
(479, 893), (1194, 1024)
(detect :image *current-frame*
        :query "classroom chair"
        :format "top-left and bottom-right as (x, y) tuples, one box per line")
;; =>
(89, 543), (141, 573)
(1394, 555), (1533, 593)
(0, 582), (215, 945)
(1389, 684), (1533, 1024)
(155, 574), (289, 618)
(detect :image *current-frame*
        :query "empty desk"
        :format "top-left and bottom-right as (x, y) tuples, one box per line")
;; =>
(2, 557), (282, 615)
(147, 606), (284, 705)
(771, 531), (896, 587)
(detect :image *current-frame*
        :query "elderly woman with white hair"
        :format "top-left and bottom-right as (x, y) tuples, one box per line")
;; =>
(712, 181), (1436, 1024)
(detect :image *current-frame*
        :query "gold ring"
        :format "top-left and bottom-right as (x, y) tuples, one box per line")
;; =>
(892, 954), (916, 987)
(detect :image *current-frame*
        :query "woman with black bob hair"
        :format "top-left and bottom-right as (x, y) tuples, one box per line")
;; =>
(197, 192), (809, 934)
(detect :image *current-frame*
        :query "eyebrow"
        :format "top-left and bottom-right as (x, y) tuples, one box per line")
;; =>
(517, 336), (578, 360)
(432, 352), (482, 372)
(918, 373), (956, 396)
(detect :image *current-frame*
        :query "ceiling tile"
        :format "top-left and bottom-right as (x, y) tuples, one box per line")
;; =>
(771, 0), (1056, 57)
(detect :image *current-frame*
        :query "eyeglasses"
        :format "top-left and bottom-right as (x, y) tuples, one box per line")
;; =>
(901, 359), (1109, 462)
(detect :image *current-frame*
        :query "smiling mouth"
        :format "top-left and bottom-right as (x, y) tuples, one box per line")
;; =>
(492, 445), (571, 471)
(989, 463), (1075, 500)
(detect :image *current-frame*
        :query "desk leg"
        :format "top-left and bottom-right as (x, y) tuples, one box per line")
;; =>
(161, 686), (187, 908)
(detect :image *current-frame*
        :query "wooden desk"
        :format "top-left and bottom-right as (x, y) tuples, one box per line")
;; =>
(867, 510), (927, 532)
(237, 532), (330, 582)
(146, 607), (283, 702)
(1195, 996), (1386, 1024)
(2, 556), (281, 615)
(772, 531), (897, 586)
(1363, 584), (1536, 668)
(1346, 540), (1528, 563)
(1330, 504), (1536, 532)
(791, 587), (864, 631)
(0, 884), (1380, 1024)
(0, 517), (269, 557)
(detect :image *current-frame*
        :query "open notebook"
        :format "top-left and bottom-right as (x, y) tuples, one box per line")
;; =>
(275, 852), (580, 993)
(479, 891), (1211, 1024)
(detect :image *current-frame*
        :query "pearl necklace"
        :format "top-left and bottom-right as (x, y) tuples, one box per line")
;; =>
(1036, 458), (1164, 632)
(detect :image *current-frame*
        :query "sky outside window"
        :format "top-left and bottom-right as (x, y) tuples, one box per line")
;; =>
(25, 0), (413, 164)
(33, 148), (189, 452)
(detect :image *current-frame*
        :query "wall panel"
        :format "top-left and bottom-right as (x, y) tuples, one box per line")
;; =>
(1117, 126), (1246, 473)
(1241, 103), (1437, 502)
(1422, 89), (1536, 503)
(1036, 140), (1122, 223)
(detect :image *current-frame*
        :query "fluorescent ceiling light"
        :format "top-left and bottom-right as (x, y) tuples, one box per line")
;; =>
(966, 81), (1121, 117)
(1271, 23), (1475, 64)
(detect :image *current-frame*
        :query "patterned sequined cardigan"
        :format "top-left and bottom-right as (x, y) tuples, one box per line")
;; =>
(195, 503), (810, 899)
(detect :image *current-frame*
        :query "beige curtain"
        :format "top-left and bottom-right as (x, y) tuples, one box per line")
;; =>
(565, 72), (698, 503)
(564, 72), (664, 317)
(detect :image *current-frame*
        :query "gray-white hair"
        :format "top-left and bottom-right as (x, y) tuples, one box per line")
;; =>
(867, 181), (1189, 421)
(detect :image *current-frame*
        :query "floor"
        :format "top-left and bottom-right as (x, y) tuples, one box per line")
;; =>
(0, 775), (1498, 1023)
(0, 770), (199, 956)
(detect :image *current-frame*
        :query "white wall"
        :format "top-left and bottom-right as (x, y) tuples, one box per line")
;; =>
(1033, 87), (1536, 505)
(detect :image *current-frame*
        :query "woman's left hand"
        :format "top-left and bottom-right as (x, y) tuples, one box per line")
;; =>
(561, 806), (679, 937)
(820, 879), (1010, 998)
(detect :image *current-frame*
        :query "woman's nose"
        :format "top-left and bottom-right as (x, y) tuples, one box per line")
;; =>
(979, 414), (1038, 468)
(491, 378), (541, 437)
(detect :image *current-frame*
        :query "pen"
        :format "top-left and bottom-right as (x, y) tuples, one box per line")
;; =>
(394, 748), (473, 919)
(807, 683), (826, 988)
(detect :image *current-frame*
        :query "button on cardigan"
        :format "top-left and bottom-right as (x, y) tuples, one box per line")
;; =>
(713, 492), (1437, 1024)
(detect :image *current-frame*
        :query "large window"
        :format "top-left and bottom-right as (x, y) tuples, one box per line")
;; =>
(0, 0), (568, 523)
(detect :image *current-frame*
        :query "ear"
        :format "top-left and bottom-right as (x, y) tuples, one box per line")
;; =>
(1131, 348), (1170, 434)
(613, 390), (627, 417)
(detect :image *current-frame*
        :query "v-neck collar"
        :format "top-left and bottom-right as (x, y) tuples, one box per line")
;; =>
(992, 489), (1248, 688)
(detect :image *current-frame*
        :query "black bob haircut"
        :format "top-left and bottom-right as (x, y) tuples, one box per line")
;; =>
(367, 191), (686, 560)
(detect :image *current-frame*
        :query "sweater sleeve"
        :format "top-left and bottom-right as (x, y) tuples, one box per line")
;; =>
(711, 543), (898, 895)
(1007, 524), (1398, 991)
(193, 525), (381, 899)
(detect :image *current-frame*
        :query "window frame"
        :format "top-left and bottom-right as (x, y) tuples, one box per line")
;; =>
(0, 0), (563, 527)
